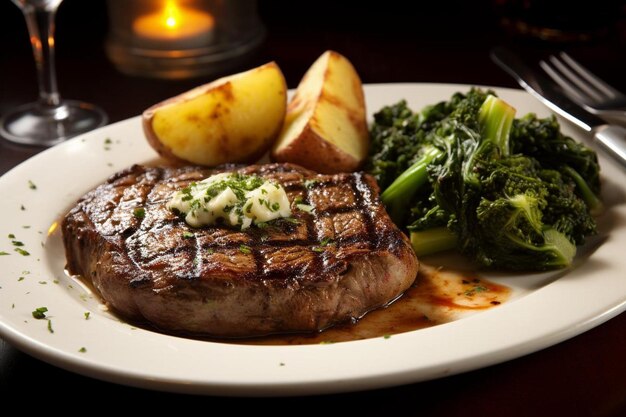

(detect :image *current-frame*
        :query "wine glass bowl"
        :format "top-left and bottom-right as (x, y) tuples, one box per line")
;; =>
(0, 0), (107, 147)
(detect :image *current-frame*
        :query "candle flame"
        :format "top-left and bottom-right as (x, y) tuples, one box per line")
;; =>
(164, 0), (182, 29)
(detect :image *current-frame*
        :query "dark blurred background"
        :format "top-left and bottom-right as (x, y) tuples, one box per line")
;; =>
(1, 0), (625, 125)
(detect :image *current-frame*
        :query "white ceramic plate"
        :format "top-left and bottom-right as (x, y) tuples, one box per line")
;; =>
(1, 84), (625, 396)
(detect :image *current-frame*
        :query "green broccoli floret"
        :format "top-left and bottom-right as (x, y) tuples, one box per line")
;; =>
(511, 114), (602, 211)
(467, 157), (578, 269)
(474, 192), (576, 269)
(538, 168), (597, 244)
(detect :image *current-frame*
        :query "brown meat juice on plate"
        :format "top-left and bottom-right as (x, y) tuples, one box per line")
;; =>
(238, 264), (510, 345)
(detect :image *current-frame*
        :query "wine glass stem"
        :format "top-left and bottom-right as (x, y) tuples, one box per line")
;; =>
(22, 5), (61, 108)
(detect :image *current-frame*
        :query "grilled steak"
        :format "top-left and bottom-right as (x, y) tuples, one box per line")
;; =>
(62, 163), (419, 337)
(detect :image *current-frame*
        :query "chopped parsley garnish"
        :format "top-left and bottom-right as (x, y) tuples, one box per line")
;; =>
(206, 248), (214, 255)
(32, 307), (48, 319)
(20, 205), (26, 211)
(28, 180), (37, 190)
(383, 334), (391, 339)
(464, 285), (488, 296)
(296, 203), (314, 213)
(84, 312), (90, 320)
(79, 347), (87, 353)
(313, 237), (334, 253)
(17, 277), (24, 282)
(239, 244), (251, 254)
(133, 207), (146, 219)
(182, 231), (194, 239)
(47, 319), (54, 333)
(7, 235), (29, 256)
(0, 251), (9, 256)
(304, 179), (319, 189)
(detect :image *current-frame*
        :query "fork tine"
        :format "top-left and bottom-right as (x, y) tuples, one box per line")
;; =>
(539, 59), (590, 104)
(559, 52), (622, 99)
(547, 55), (607, 102)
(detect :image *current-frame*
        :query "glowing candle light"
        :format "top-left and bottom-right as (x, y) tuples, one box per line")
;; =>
(133, 0), (215, 48)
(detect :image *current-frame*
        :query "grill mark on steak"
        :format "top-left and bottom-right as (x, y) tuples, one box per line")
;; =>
(63, 163), (419, 337)
(351, 172), (375, 251)
(120, 170), (387, 282)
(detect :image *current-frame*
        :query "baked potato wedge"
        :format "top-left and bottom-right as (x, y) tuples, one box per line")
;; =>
(143, 62), (287, 166)
(271, 51), (368, 173)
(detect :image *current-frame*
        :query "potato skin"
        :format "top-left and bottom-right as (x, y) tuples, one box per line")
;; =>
(143, 109), (189, 165)
(271, 124), (362, 174)
(142, 62), (287, 166)
(270, 51), (369, 174)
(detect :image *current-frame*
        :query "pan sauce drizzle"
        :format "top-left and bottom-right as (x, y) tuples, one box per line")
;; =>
(217, 264), (510, 345)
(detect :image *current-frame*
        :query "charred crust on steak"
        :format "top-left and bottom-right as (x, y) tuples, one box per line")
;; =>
(62, 163), (419, 337)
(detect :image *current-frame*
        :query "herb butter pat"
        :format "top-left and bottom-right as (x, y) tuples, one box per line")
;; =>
(167, 172), (291, 229)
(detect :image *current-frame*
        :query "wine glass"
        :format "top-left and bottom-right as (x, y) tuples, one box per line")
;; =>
(0, 0), (107, 146)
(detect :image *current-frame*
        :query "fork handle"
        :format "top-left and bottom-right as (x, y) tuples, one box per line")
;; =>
(594, 125), (626, 168)
(600, 111), (626, 127)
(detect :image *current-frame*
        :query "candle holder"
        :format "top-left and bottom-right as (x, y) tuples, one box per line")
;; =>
(105, 0), (265, 79)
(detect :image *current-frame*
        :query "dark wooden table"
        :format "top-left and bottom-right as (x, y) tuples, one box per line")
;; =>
(1, 1), (626, 414)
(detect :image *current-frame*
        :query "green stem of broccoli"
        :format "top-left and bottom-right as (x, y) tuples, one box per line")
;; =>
(505, 228), (576, 269)
(381, 146), (443, 223)
(465, 95), (517, 187)
(561, 165), (604, 216)
(542, 228), (576, 267)
(478, 95), (516, 157)
(409, 227), (458, 256)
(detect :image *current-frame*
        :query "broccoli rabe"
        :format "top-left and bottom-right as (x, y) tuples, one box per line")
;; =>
(511, 114), (602, 214)
(368, 88), (601, 271)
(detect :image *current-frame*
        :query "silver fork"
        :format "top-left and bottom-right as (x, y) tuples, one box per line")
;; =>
(539, 52), (626, 124)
